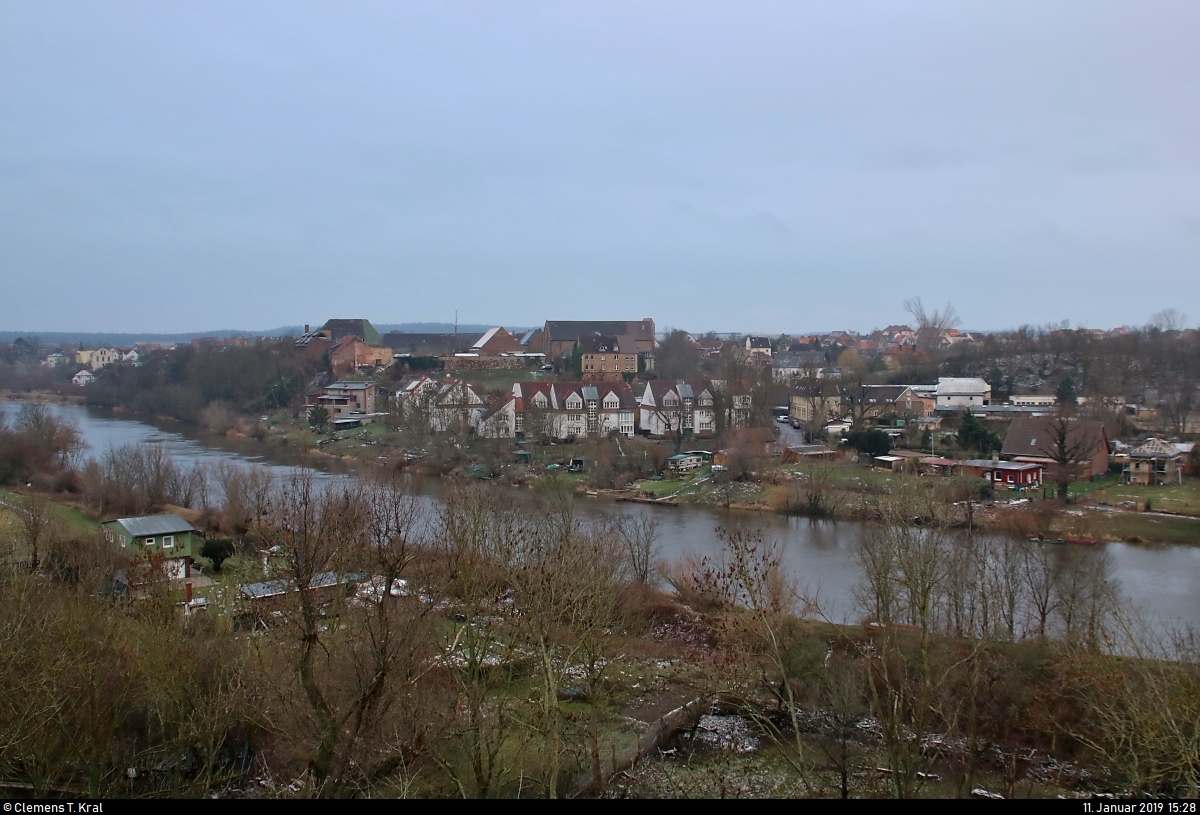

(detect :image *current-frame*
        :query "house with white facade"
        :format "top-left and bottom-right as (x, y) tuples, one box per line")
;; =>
(477, 394), (519, 438)
(397, 376), (492, 434)
(72, 370), (95, 386)
(934, 377), (992, 410)
(637, 379), (748, 438)
(396, 376), (638, 440)
(514, 381), (637, 440)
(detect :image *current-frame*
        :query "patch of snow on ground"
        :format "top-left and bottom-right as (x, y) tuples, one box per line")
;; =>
(688, 714), (760, 753)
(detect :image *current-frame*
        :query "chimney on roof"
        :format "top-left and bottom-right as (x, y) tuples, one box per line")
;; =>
(304, 324), (310, 334)
(992, 451), (999, 464)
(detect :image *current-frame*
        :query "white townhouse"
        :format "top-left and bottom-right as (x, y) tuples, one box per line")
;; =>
(934, 377), (992, 410)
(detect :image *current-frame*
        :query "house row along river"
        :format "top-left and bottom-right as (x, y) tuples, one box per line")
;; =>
(4, 401), (1199, 638)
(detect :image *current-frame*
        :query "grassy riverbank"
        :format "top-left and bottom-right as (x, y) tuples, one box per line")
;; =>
(7, 390), (1198, 546)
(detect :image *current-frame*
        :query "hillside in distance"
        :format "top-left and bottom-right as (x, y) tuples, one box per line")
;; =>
(0, 323), (533, 347)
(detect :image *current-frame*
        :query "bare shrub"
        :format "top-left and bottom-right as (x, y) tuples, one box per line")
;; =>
(615, 513), (659, 584)
(663, 554), (730, 612)
(200, 401), (236, 434)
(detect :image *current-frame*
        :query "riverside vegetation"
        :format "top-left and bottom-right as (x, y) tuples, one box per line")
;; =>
(1, 404), (1199, 799)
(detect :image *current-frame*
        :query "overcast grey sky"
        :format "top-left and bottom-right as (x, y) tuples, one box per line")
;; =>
(1, 1), (1197, 334)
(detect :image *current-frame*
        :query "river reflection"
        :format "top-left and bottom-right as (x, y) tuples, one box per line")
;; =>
(3, 400), (1198, 634)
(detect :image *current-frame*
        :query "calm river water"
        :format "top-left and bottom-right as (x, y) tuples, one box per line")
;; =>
(4, 401), (1199, 632)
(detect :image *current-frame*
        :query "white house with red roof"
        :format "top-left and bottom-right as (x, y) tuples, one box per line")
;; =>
(513, 381), (637, 439)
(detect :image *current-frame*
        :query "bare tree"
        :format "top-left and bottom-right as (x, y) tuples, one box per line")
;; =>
(13, 494), (57, 572)
(795, 457), (841, 516)
(1019, 540), (1059, 639)
(983, 537), (1026, 642)
(793, 369), (839, 433)
(615, 513), (659, 584)
(1153, 330), (1199, 436)
(520, 391), (555, 445)
(655, 329), (703, 379)
(1035, 413), (1105, 502)
(1052, 546), (1118, 650)
(1148, 308), (1189, 332)
(14, 402), (84, 470)
(812, 651), (871, 799)
(253, 470), (439, 797)
(903, 296), (960, 352)
(646, 389), (691, 455)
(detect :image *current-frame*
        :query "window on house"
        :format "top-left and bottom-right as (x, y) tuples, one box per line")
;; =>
(145, 537), (155, 546)
(163, 535), (175, 548)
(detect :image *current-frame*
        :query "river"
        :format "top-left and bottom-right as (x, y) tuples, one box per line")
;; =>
(4, 400), (1199, 633)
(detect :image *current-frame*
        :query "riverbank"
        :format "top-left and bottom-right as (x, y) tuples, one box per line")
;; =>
(99, 401), (1200, 547)
(1, 389), (84, 405)
(4, 398), (1200, 652)
(6, 393), (1198, 547)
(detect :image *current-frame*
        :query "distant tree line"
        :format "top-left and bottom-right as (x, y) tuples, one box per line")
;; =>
(84, 341), (319, 425)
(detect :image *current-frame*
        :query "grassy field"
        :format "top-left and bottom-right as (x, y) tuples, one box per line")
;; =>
(0, 487), (96, 534)
(460, 367), (548, 393)
(0, 487), (99, 567)
(1086, 478), (1200, 516)
(1073, 508), (1200, 545)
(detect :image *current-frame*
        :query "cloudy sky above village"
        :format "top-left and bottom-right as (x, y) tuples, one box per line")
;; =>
(1, 1), (1197, 334)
